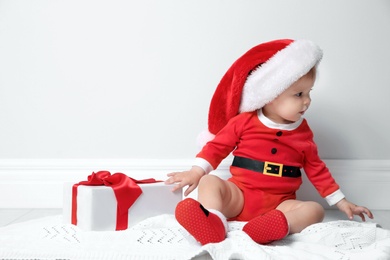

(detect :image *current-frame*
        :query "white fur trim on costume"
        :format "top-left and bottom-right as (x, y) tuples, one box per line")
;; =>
(258, 109), (303, 130)
(239, 39), (323, 113)
(194, 157), (214, 174)
(325, 189), (345, 206)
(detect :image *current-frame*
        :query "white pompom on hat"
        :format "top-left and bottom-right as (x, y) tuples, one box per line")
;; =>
(198, 39), (323, 147)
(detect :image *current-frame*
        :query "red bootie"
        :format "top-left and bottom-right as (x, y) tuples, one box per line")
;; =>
(175, 198), (226, 245)
(242, 209), (289, 244)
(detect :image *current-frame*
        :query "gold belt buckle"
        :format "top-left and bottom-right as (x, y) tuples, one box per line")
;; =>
(263, 161), (283, 177)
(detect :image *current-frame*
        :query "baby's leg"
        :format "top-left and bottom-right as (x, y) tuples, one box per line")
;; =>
(197, 175), (244, 218)
(276, 199), (325, 233)
(175, 175), (243, 245)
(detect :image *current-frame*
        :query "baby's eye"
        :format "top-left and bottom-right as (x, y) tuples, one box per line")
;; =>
(295, 92), (303, 97)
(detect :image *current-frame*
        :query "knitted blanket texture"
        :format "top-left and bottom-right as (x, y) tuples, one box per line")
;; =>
(0, 214), (389, 260)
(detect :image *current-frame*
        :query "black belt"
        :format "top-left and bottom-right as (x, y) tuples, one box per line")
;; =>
(232, 156), (301, 178)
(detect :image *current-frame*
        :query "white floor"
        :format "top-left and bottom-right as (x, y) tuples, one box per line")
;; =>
(0, 208), (389, 229)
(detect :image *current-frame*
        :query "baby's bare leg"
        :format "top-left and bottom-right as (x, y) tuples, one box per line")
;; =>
(276, 200), (325, 233)
(197, 175), (244, 219)
(175, 175), (243, 245)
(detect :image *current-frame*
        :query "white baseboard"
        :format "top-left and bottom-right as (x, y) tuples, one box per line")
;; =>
(0, 159), (389, 210)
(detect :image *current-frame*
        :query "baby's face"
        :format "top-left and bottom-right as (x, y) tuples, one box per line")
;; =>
(262, 73), (315, 124)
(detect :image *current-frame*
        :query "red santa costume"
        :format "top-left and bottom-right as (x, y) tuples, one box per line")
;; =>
(196, 109), (344, 221)
(176, 39), (345, 245)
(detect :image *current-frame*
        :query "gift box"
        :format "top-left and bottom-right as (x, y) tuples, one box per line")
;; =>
(63, 171), (182, 231)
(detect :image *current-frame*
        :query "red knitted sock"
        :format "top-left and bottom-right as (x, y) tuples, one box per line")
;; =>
(242, 209), (289, 244)
(175, 198), (226, 245)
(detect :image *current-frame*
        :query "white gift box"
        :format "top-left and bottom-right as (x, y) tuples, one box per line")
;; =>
(63, 182), (182, 231)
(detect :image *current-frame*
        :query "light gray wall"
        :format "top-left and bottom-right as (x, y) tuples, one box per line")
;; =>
(1, 0), (389, 160)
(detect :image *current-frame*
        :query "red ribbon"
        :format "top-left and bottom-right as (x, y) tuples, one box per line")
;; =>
(71, 171), (161, 230)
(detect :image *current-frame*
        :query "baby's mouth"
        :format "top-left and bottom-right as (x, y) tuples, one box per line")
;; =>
(300, 107), (308, 115)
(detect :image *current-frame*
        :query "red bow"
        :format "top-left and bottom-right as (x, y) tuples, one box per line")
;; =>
(71, 171), (160, 230)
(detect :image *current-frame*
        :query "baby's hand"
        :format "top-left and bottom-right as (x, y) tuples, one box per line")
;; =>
(165, 166), (205, 196)
(336, 198), (374, 221)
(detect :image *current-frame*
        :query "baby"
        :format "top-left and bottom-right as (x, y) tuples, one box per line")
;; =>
(166, 39), (373, 245)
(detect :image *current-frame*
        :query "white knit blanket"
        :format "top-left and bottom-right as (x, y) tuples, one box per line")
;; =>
(0, 214), (389, 260)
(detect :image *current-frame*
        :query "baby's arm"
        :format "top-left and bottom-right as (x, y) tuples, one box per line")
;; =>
(336, 198), (374, 221)
(165, 166), (205, 196)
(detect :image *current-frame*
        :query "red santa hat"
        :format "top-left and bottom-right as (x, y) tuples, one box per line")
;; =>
(198, 39), (323, 147)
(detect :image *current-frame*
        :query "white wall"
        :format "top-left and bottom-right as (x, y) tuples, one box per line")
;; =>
(1, 0), (390, 160)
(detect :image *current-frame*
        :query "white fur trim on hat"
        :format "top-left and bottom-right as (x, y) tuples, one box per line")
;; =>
(197, 129), (216, 149)
(239, 39), (323, 113)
